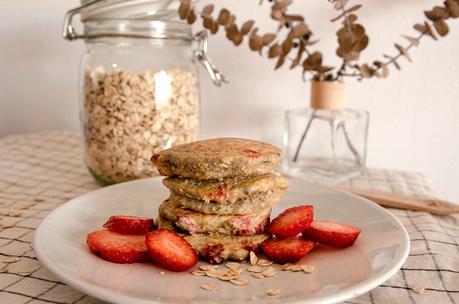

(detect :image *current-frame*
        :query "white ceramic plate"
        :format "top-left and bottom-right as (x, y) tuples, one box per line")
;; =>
(34, 177), (409, 304)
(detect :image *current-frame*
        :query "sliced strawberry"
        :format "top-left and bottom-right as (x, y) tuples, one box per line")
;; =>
(145, 228), (198, 272)
(87, 229), (149, 263)
(261, 237), (315, 264)
(103, 215), (155, 235)
(302, 220), (361, 248)
(267, 205), (313, 239)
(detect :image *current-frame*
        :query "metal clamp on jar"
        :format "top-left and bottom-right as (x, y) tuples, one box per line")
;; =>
(63, 0), (227, 185)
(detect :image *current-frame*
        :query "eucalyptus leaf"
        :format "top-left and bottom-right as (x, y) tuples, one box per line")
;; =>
(434, 19), (449, 36)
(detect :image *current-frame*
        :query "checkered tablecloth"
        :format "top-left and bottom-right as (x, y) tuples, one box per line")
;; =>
(0, 131), (457, 304)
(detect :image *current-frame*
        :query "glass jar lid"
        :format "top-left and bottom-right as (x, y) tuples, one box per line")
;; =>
(63, 0), (228, 86)
(79, 0), (188, 22)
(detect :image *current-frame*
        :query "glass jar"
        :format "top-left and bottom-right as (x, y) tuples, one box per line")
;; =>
(63, 0), (226, 185)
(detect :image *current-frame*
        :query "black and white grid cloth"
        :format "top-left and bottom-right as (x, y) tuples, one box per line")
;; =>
(0, 131), (457, 304)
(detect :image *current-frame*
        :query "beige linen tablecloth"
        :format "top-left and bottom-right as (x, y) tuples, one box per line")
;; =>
(0, 131), (457, 304)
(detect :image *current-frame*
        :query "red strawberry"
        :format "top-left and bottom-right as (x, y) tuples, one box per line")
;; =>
(103, 215), (155, 235)
(145, 228), (198, 272)
(87, 229), (149, 263)
(267, 205), (313, 239)
(261, 237), (315, 264)
(302, 220), (361, 248)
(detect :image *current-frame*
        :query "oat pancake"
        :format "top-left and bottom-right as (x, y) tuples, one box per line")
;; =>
(163, 173), (288, 204)
(156, 217), (269, 264)
(151, 138), (283, 179)
(168, 190), (284, 215)
(158, 199), (270, 236)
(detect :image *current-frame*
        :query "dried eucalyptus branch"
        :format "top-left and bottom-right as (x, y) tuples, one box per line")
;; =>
(179, 0), (333, 81)
(328, 0), (369, 80)
(355, 0), (458, 79)
(179, 0), (458, 82)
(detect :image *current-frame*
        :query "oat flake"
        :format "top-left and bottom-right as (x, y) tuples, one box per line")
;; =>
(230, 278), (248, 286)
(266, 288), (281, 296)
(201, 283), (219, 291)
(249, 251), (258, 266)
(413, 285), (426, 294)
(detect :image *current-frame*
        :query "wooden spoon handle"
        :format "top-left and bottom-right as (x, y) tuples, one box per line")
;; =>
(339, 187), (459, 215)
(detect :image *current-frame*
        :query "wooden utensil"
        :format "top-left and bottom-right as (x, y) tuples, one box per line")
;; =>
(338, 187), (459, 215)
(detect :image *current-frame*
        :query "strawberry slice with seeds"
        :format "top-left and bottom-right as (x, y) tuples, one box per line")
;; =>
(87, 229), (149, 263)
(267, 205), (313, 239)
(145, 228), (198, 272)
(302, 220), (361, 248)
(261, 237), (315, 264)
(103, 215), (155, 235)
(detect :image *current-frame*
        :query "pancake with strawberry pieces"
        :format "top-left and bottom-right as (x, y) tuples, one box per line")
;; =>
(163, 173), (288, 204)
(159, 199), (270, 236)
(151, 138), (283, 179)
(156, 216), (269, 264)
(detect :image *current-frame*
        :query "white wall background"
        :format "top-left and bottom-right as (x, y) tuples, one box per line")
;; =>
(1, 0), (458, 201)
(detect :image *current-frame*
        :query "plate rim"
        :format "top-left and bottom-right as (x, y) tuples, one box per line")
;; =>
(33, 177), (410, 304)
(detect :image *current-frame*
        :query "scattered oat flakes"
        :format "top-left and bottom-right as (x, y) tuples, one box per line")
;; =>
(266, 288), (281, 296)
(200, 265), (218, 271)
(230, 278), (248, 286)
(2, 257), (20, 263)
(191, 270), (206, 276)
(16, 271), (32, 276)
(301, 265), (314, 274)
(250, 251), (258, 266)
(413, 285), (425, 294)
(251, 272), (265, 279)
(7, 210), (22, 217)
(0, 224), (14, 230)
(229, 268), (244, 275)
(218, 274), (239, 281)
(262, 267), (276, 277)
(247, 266), (263, 273)
(290, 265), (303, 272)
(205, 269), (227, 278)
(225, 262), (240, 270)
(33, 197), (45, 202)
(257, 259), (273, 267)
(281, 263), (294, 271)
(201, 283), (219, 291)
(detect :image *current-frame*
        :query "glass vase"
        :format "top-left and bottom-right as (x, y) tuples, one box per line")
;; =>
(283, 107), (369, 183)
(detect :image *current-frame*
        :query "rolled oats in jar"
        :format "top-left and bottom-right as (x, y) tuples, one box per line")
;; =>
(63, 0), (226, 184)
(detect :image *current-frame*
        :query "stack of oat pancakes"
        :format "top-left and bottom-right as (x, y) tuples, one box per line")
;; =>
(152, 138), (288, 264)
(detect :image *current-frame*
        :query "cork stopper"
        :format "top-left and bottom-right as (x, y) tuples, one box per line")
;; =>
(310, 81), (346, 110)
